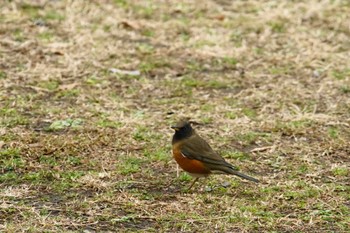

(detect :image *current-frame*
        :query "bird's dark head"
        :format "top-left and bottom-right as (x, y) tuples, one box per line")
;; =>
(171, 119), (194, 143)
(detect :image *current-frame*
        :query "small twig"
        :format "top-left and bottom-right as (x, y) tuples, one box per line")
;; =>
(325, 122), (349, 127)
(182, 216), (229, 222)
(250, 146), (274, 153)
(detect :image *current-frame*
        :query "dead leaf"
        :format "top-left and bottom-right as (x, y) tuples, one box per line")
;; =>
(119, 21), (140, 30)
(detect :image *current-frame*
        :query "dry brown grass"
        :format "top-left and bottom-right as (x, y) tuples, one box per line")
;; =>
(1, 0), (349, 232)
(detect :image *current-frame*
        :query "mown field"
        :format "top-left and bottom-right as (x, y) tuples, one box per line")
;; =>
(0, 0), (349, 232)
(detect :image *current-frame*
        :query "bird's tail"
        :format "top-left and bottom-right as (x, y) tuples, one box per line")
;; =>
(230, 170), (259, 183)
(209, 163), (259, 183)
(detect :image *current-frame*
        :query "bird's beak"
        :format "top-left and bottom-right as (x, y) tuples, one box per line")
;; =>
(171, 126), (179, 131)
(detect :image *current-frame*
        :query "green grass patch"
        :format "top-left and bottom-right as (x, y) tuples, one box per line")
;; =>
(37, 31), (55, 42)
(0, 171), (19, 183)
(332, 167), (348, 176)
(39, 155), (58, 166)
(327, 126), (339, 139)
(242, 108), (257, 119)
(38, 80), (59, 90)
(20, 3), (40, 18)
(143, 148), (170, 162)
(12, 28), (25, 42)
(97, 118), (122, 128)
(117, 156), (144, 175)
(340, 85), (350, 93)
(225, 112), (238, 119)
(138, 58), (170, 73)
(235, 131), (271, 145)
(0, 108), (28, 127)
(48, 118), (83, 131)
(0, 70), (7, 79)
(268, 21), (286, 33)
(224, 151), (250, 161)
(273, 119), (315, 135)
(0, 148), (24, 171)
(178, 172), (191, 182)
(43, 10), (65, 21)
(332, 68), (350, 80)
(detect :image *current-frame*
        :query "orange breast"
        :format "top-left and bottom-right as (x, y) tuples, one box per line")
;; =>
(172, 145), (210, 175)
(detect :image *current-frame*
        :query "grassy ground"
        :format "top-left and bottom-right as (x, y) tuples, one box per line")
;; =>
(1, 0), (349, 232)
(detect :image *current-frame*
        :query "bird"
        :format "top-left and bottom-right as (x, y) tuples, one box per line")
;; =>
(171, 119), (259, 190)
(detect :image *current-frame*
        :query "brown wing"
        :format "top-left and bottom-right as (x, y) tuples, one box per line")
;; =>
(180, 134), (235, 170)
(180, 133), (260, 182)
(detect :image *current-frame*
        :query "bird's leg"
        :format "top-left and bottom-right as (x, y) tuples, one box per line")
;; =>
(187, 177), (199, 191)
